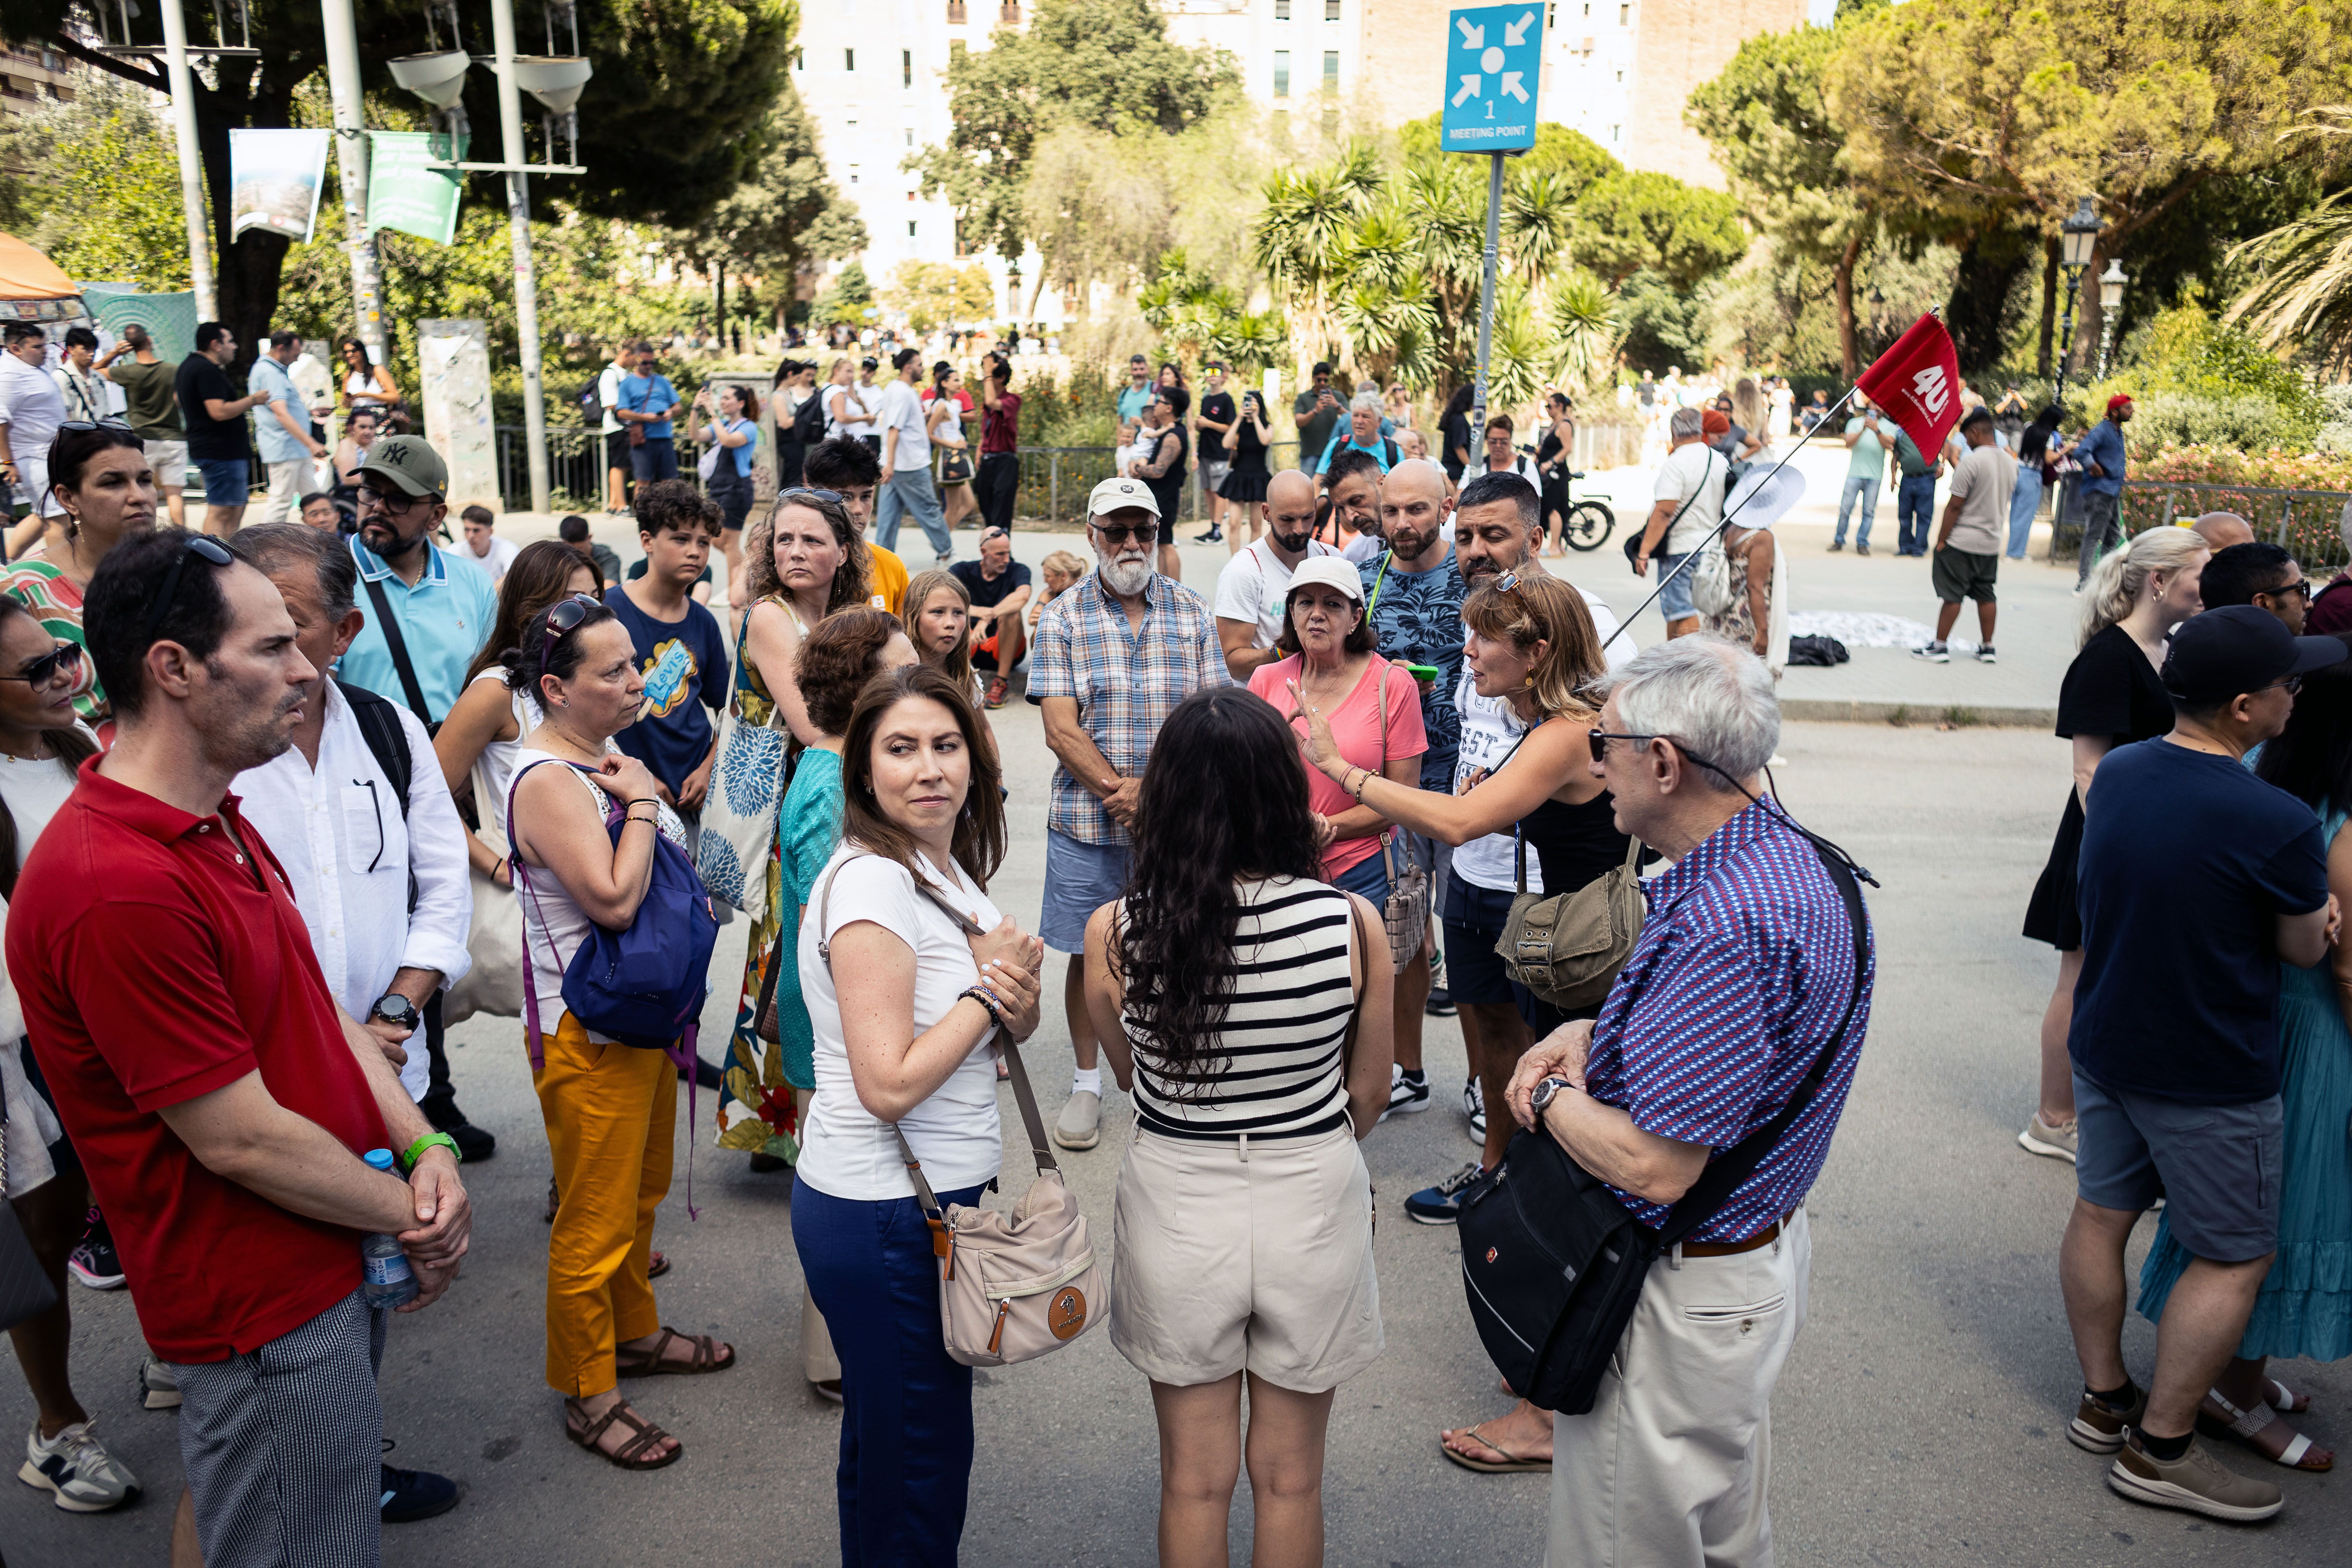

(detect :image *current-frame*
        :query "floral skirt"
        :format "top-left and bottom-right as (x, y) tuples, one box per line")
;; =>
(713, 834), (815, 1158)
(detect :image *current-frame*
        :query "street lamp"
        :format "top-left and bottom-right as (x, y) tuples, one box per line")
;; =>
(2096, 259), (2128, 379)
(2054, 196), (2101, 402)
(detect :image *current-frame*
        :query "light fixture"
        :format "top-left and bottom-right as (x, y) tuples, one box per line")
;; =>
(2060, 196), (2100, 272)
(513, 55), (591, 114)
(388, 49), (472, 143)
(2097, 259), (2127, 314)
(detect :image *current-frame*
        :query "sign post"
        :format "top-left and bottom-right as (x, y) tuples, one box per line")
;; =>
(1441, 6), (1544, 436)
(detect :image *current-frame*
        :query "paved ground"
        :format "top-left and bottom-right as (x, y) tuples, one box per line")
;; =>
(10, 693), (2349, 1564)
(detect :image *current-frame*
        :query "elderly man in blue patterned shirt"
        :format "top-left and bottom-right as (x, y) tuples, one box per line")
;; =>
(1506, 636), (1876, 1568)
(1028, 475), (1230, 1151)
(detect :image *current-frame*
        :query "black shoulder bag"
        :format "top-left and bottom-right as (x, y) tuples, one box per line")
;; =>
(1455, 838), (1869, 1415)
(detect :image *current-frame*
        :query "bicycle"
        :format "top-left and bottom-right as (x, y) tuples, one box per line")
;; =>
(1558, 471), (1615, 553)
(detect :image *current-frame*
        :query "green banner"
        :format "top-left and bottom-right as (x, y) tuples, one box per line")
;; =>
(365, 131), (467, 246)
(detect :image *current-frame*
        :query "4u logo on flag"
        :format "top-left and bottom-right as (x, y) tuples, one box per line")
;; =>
(1855, 313), (1964, 458)
(1440, 5), (1544, 153)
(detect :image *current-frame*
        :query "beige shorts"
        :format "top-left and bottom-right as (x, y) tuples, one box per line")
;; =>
(145, 439), (190, 490)
(1109, 1122), (1382, 1392)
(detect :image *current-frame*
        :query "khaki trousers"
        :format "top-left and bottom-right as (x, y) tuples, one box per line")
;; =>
(1546, 1208), (1809, 1568)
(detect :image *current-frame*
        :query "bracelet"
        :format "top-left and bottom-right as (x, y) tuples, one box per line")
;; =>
(1347, 766), (1371, 802)
(400, 1130), (461, 1172)
(959, 985), (1006, 1033)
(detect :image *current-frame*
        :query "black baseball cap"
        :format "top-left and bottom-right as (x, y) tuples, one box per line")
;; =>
(2161, 604), (2348, 704)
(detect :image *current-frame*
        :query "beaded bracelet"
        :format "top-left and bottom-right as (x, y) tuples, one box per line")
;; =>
(959, 985), (1006, 1032)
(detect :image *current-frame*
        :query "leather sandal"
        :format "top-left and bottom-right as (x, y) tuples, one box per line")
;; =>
(616, 1326), (735, 1378)
(1439, 1421), (1552, 1474)
(2198, 1388), (2334, 1472)
(647, 1251), (670, 1280)
(2266, 1376), (2313, 1414)
(565, 1398), (681, 1471)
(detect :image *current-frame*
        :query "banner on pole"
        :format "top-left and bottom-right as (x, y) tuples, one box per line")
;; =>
(1441, 6), (1545, 154)
(1855, 313), (1964, 460)
(228, 129), (330, 244)
(366, 131), (468, 246)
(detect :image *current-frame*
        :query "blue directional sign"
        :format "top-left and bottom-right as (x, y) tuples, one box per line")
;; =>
(1440, 5), (1545, 154)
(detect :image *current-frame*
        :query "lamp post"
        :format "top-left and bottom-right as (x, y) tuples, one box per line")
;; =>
(2054, 196), (2101, 407)
(2096, 259), (2128, 380)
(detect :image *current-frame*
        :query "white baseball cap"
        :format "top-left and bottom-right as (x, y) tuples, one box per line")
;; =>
(1287, 555), (1365, 603)
(1087, 476), (1160, 521)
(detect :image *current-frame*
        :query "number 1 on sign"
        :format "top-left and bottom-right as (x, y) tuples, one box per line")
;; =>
(1485, 101), (1494, 119)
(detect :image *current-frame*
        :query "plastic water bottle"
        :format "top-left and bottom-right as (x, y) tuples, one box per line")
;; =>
(359, 1149), (419, 1309)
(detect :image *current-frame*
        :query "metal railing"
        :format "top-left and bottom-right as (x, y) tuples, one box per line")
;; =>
(496, 425), (606, 513)
(2045, 476), (2352, 570)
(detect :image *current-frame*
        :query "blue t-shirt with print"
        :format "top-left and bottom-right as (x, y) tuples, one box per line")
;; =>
(602, 587), (728, 797)
(1360, 546), (1466, 791)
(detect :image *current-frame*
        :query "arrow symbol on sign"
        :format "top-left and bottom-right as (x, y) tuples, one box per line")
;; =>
(1453, 74), (1483, 105)
(1500, 70), (1528, 102)
(1456, 18), (1484, 48)
(1504, 10), (1535, 45)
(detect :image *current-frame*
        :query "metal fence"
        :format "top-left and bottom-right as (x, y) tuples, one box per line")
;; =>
(2045, 476), (2352, 571)
(496, 426), (607, 514)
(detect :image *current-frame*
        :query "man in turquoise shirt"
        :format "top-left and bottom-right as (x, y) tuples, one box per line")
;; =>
(1832, 396), (1890, 555)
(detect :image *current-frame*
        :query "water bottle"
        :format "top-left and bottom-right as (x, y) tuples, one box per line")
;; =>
(359, 1149), (419, 1309)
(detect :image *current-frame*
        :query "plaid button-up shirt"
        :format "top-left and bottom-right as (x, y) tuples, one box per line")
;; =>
(1581, 800), (1874, 1243)
(1027, 569), (1230, 845)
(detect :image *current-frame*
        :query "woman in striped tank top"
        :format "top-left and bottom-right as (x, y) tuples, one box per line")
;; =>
(1083, 687), (1392, 1568)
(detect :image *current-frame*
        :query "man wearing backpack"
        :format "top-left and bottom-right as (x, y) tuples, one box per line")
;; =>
(595, 341), (633, 514)
(225, 524), (476, 1525)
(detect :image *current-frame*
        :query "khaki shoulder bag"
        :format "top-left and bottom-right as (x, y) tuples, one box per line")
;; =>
(1370, 661), (1431, 970)
(1496, 822), (1647, 1013)
(813, 856), (1101, 1368)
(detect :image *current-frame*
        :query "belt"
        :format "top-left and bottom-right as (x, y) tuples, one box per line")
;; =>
(1676, 1209), (1797, 1259)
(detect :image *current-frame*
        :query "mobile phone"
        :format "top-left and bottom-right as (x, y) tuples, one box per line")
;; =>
(1405, 663), (1441, 682)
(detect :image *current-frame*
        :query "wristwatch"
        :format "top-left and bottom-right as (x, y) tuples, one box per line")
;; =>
(1529, 1075), (1576, 1115)
(368, 993), (420, 1031)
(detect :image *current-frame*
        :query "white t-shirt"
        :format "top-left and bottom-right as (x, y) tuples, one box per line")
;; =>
(797, 845), (1005, 1201)
(1651, 442), (1724, 557)
(1214, 537), (1341, 649)
(879, 379), (931, 471)
(463, 533), (521, 583)
(1580, 586), (1636, 672)
(597, 365), (625, 436)
(1451, 679), (1539, 895)
(1342, 531), (1383, 565)
(0, 741), (84, 874)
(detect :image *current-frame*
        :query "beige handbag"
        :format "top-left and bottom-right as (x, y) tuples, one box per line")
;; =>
(813, 857), (1101, 1368)
(1371, 663), (1430, 970)
(442, 859), (524, 1025)
(1496, 830), (1647, 1011)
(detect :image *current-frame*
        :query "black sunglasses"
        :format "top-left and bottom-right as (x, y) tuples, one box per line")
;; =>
(1093, 521), (1158, 545)
(58, 419), (136, 436)
(0, 639), (83, 687)
(356, 484), (427, 516)
(140, 534), (236, 645)
(1588, 729), (1665, 764)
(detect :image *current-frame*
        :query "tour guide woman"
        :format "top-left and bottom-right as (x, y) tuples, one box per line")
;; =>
(505, 596), (735, 1471)
(1083, 686), (1392, 1568)
(791, 663), (1043, 1562)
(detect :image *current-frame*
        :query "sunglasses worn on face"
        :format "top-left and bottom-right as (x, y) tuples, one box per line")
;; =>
(1588, 729), (1665, 764)
(0, 639), (83, 687)
(1094, 522), (1158, 545)
(140, 534), (236, 645)
(357, 485), (426, 516)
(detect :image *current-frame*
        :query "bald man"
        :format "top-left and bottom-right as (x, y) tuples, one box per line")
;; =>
(2191, 511), (2255, 551)
(1213, 467), (1339, 681)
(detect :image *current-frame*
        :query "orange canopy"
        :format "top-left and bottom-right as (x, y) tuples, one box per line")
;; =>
(0, 232), (80, 301)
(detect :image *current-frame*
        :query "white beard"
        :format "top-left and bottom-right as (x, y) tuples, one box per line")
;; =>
(1100, 554), (1153, 596)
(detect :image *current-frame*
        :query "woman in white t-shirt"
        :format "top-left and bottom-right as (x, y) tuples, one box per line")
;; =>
(0, 592), (142, 1508)
(821, 356), (878, 447)
(792, 662), (1043, 1564)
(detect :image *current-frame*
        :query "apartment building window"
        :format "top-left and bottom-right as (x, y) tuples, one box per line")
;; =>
(1273, 50), (1289, 97)
(845, 47), (855, 69)
(1274, 0), (1289, 16)
(906, 127), (915, 146)
(909, 222), (918, 238)
(1324, 0), (1340, 18)
(792, 47), (804, 69)
(902, 49), (912, 86)
(1618, 3), (1628, 21)
(1000, 0), (1020, 19)
(1322, 49), (1338, 92)
(947, 0), (967, 19)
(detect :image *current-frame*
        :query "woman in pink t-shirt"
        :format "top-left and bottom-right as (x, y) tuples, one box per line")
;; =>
(1246, 556), (1427, 895)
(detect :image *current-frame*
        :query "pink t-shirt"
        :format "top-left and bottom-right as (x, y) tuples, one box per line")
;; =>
(1249, 653), (1429, 879)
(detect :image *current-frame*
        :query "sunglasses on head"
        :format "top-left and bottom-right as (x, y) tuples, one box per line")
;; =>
(1093, 520), (1158, 545)
(538, 592), (602, 679)
(140, 534), (236, 646)
(0, 639), (83, 688)
(59, 419), (136, 436)
(779, 487), (844, 507)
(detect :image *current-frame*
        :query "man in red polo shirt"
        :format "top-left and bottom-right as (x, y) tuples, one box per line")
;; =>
(7, 527), (472, 1568)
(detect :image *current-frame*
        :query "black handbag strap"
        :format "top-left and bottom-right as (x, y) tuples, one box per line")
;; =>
(1652, 840), (1869, 1251)
(360, 568), (434, 728)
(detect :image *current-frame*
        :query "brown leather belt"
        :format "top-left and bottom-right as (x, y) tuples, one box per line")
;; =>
(1677, 1210), (1797, 1259)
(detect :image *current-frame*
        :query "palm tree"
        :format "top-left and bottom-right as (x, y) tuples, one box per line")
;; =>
(1252, 149), (1385, 370)
(2225, 187), (2352, 375)
(1505, 168), (1579, 286)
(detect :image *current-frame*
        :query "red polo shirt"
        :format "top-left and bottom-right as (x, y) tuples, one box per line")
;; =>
(7, 760), (388, 1360)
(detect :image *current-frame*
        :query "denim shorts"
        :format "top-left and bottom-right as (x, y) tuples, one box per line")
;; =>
(2073, 1070), (2282, 1264)
(195, 456), (248, 507)
(1041, 829), (1131, 953)
(1652, 550), (1697, 620)
(1330, 845), (1390, 903)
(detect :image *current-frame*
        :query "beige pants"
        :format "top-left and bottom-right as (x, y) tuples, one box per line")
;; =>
(1546, 1208), (1810, 1568)
(253, 459), (309, 526)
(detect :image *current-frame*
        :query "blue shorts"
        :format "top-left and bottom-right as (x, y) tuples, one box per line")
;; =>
(1653, 551), (1697, 620)
(1331, 842), (1391, 903)
(2073, 1069), (2282, 1264)
(1041, 829), (1130, 954)
(196, 457), (249, 507)
(1441, 875), (1585, 1036)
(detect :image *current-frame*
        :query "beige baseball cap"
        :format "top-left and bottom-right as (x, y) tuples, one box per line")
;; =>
(1086, 476), (1160, 521)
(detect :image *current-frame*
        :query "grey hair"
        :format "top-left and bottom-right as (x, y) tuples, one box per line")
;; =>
(1597, 636), (1779, 790)
(2338, 498), (2352, 560)
(226, 523), (359, 620)
(1669, 406), (1705, 441)
(1350, 389), (1383, 416)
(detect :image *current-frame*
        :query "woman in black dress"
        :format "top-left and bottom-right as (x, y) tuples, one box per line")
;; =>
(2018, 525), (2211, 1162)
(1216, 390), (1273, 554)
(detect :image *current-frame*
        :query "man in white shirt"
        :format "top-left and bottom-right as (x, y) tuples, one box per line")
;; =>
(53, 327), (107, 423)
(0, 322), (66, 554)
(287, 341), (336, 437)
(1632, 406), (1724, 640)
(457, 504), (521, 583)
(1214, 468), (1339, 681)
(875, 346), (952, 563)
(598, 341), (632, 514)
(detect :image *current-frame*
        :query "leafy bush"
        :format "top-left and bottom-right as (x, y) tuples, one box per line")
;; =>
(2127, 392), (2324, 456)
(2133, 446), (2352, 491)
(2091, 302), (2328, 453)
(2317, 384), (2352, 456)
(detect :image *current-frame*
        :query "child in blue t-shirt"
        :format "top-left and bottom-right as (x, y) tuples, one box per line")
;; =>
(604, 480), (730, 824)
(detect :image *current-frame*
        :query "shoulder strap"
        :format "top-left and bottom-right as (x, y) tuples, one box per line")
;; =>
(1338, 892), (1373, 1090)
(358, 563), (434, 728)
(1653, 841), (1869, 1250)
(336, 679), (413, 822)
(1366, 549), (1394, 614)
(1382, 438), (1399, 467)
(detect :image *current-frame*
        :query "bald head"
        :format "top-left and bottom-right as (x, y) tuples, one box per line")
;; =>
(1380, 458), (1452, 564)
(2193, 512), (2255, 551)
(1265, 468), (1320, 554)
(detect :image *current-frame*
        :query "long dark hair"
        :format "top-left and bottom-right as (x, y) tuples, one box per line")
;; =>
(467, 539), (603, 686)
(2255, 632), (2352, 817)
(0, 596), (97, 898)
(1115, 688), (1325, 1100)
(838, 663), (1005, 891)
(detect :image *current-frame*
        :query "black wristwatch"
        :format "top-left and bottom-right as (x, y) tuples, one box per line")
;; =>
(368, 993), (420, 1031)
(1529, 1075), (1575, 1115)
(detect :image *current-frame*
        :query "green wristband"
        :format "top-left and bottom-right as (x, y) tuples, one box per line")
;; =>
(400, 1131), (461, 1172)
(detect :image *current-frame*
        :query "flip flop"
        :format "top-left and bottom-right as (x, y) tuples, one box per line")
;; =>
(648, 1251), (670, 1280)
(1440, 1421), (1552, 1474)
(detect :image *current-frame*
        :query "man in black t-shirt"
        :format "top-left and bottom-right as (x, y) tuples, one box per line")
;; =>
(951, 526), (1033, 708)
(176, 322), (267, 534)
(1194, 362), (1237, 543)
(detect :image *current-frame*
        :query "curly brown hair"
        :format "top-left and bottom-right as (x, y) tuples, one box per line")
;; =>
(797, 606), (907, 736)
(744, 491), (870, 613)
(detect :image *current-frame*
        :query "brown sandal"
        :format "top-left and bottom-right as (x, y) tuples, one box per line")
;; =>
(565, 1398), (681, 1470)
(647, 1251), (670, 1279)
(616, 1326), (735, 1378)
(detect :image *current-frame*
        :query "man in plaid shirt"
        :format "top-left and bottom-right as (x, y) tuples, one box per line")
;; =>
(1028, 476), (1230, 1150)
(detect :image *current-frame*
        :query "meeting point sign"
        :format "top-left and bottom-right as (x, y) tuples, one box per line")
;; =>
(1441, 5), (1546, 154)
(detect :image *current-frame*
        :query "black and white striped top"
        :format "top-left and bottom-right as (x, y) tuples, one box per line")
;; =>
(1124, 878), (1358, 1140)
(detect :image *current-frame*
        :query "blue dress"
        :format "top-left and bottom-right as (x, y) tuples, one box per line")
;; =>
(2136, 805), (2352, 1361)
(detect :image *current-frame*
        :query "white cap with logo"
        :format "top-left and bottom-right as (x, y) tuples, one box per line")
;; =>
(1087, 476), (1161, 521)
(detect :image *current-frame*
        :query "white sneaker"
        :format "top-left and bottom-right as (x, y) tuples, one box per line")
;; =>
(1976, 644), (1998, 664)
(1911, 641), (1950, 663)
(1052, 1089), (1101, 1151)
(19, 1414), (141, 1512)
(1380, 1064), (1430, 1122)
(1464, 1077), (1486, 1140)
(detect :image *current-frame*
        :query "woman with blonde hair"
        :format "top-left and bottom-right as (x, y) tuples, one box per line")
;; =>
(2017, 525), (2210, 1163)
(902, 566), (997, 754)
(1729, 376), (1771, 462)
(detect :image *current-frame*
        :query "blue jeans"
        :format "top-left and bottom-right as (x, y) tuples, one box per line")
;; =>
(1895, 472), (1937, 555)
(876, 465), (952, 558)
(2005, 466), (2041, 559)
(793, 1175), (988, 1567)
(1834, 474), (1879, 547)
(1651, 550), (1698, 620)
(630, 437), (678, 484)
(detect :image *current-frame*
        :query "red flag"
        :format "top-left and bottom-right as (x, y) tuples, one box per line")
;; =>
(1855, 313), (1962, 458)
